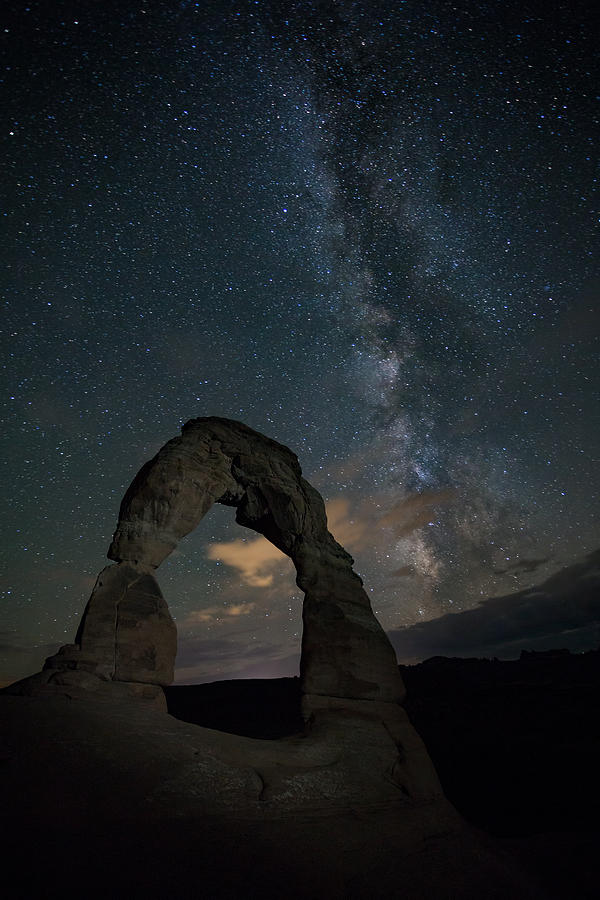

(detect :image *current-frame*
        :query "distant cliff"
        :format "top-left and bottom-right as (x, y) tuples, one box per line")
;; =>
(401, 648), (600, 835)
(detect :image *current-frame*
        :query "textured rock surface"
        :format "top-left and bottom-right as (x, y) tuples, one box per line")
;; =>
(74, 563), (176, 684)
(106, 416), (405, 706)
(0, 693), (548, 899)
(26, 563), (176, 694)
(13, 417), (402, 707)
(5, 417), (442, 810)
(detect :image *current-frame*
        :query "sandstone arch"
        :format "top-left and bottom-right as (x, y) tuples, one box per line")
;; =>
(3, 420), (536, 894)
(7, 416), (444, 809)
(84, 416), (404, 709)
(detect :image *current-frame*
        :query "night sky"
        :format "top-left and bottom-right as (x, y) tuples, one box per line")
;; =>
(2, 0), (598, 686)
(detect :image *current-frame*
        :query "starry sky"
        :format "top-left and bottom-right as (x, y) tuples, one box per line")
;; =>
(2, 0), (598, 686)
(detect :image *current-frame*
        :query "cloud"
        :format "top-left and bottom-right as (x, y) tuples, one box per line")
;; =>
(325, 496), (371, 551)
(390, 548), (600, 662)
(203, 490), (458, 609)
(184, 602), (256, 626)
(326, 490), (455, 555)
(174, 633), (300, 683)
(206, 537), (286, 587)
(493, 557), (550, 576)
(379, 489), (456, 537)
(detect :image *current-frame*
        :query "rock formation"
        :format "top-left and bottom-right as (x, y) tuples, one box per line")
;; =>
(6, 417), (441, 804)
(0, 420), (559, 895)
(22, 418), (403, 708)
(107, 416), (405, 708)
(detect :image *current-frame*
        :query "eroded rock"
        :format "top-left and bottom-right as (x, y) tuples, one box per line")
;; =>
(75, 564), (176, 684)
(105, 416), (405, 707)
(14, 418), (408, 715)
(9, 417), (410, 717)
(1, 417), (545, 893)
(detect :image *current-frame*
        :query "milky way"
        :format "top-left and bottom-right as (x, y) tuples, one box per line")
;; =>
(2, 1), (598, 684)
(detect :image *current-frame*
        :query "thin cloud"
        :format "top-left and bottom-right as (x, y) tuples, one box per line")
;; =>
(379, 489), (456, 537)
(206, 537), (287, 587)
(390, 548), (600, 662)
(184, 602), (256, 626)
(325, 496), (371, 551)
(175, 633), (300, 683)
(493, 557), (551, 576)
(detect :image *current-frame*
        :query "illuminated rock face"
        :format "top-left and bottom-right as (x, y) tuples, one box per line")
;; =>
(104, 416), (405, 707)
(73, 564), (176, 685)
(8, 418), (443, 807)
(14, 417), (406, 711)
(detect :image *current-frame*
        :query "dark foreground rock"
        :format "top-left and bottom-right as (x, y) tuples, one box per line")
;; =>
(159, 652), (600, 899)
(0, 691), (548, 900)
(3, 649), (598, 897)
(400, 649), (600, 836)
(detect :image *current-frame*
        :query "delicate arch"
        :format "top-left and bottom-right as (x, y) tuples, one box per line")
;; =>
(105, 417), (404, 705)
(6, 418), (447, 813)
(24, 418), (404, 714)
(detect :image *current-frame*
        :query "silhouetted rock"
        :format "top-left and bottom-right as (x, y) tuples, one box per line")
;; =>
(6, 421), (565, 895)
(4, 418), (442, 812)
(401, 649), (600, 837)
(108, 416), (405, 709)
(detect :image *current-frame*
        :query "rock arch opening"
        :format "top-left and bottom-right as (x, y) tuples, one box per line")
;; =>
(22, 417), (406, 716)
(164, 505), (302, 685)
(5, 418), (452, 817)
